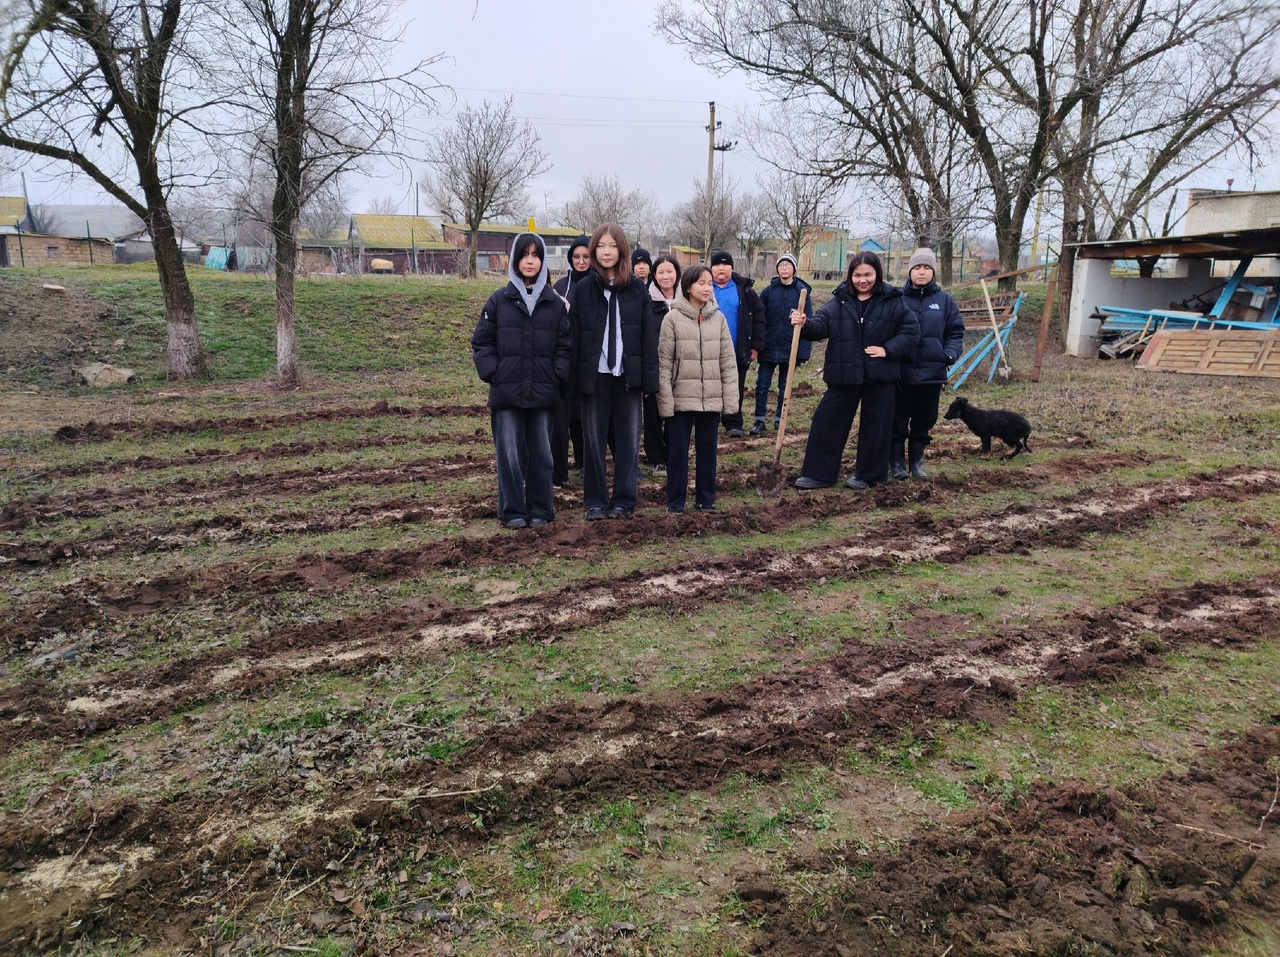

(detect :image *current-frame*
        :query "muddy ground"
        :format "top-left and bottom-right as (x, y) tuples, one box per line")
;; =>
(1, 327), (1279, 955)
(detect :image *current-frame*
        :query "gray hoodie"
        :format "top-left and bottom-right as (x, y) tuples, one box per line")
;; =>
(507, 232), (549, 316)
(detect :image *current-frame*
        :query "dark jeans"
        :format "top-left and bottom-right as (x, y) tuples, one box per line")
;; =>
(581, 372), (642, 512)
(491, 407), (555, 524)
(552, 396), (582, 485)
(720, 362), (750, 432)
(892, 383), (942, 445)
(666, 410), (719, 511)
(753, 359), (791, 423)
(800, 382), (896, 484)
(642, 392), (669, 467)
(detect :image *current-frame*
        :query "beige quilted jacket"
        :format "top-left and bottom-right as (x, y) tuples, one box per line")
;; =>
(657, 294), (740, 418)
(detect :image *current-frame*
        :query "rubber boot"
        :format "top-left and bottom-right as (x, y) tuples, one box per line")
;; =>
(889, 442), (908, 481)
(908, 439), (928, 480)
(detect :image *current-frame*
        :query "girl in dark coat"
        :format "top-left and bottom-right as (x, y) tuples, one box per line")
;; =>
(792, 251), (919, 490)
(643, 254), (682, 475)
(568, 223), (659, 519)
(471, 233), (572, 528)
(893, 247), (965, 479)
(550, 236), (591, 487)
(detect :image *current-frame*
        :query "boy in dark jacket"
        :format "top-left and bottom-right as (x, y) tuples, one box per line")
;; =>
(750, 253), (813, 435)
(893, 247), (965, 479)
(471, 233), (572, 528)
(709, 250), (766, 437)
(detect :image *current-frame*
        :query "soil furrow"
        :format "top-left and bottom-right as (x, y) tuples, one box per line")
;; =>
(16, 427), (491, 482)
(1, 577), (1276, 952)
(48, 400), (488, 444)
(3, 466), (1272, 750)
(2, 451), (1149, 635)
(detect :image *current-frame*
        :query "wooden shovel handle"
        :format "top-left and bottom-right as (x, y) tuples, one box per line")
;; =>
(773, 289), (808, 467)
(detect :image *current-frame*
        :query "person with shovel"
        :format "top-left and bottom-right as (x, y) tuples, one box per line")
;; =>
(751, 253), (812, 436)
(657, 265), (739, 513)
(791, 251), (918, 491)
(892, 247), (965, 480)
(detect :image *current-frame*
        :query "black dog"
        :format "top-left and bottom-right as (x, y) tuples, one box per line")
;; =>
(944, 397), (1032, 459)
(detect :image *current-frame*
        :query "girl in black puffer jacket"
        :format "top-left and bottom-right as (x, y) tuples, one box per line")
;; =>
(472, 233), (572, 529)
(893, 247), (965, 479)
(792, 251), (919, 490)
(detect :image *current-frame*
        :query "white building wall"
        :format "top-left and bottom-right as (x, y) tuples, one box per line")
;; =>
(1066, 258), (1215, 357)
(1185, 190), (1280, 233)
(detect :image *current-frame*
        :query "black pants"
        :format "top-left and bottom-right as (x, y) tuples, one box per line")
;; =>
(800, 382), (896, 484)
(892, 383), (942, 445)
(720, 362), (750, 432)
(642, 392), (669, 467)
(552, 396), (583, 486)
(666, 410), (720, 511)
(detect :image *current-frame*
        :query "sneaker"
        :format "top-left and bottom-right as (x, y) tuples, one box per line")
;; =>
(653, 463), (667, 476)
(696, 505), (718, 513)
(530, 517), (548, 527)
(503, 517), (529, 529)
(844, 476), (870, 490)
(748, 421), (766, 436)
(794, 476), (834, 490)
(607, 506), (634, 519)
(667, 506), (684, 514)
(727, 428), (746, 438)
(585, 506), (606, 521)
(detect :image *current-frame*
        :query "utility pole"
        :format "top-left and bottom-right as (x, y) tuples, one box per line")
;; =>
(705, 101), (717, 259)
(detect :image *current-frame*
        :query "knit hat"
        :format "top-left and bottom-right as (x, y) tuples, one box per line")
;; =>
(907, 247), (938, 272)
(776, 253), (798, 273)
(710, 250), (734, 267)
(631, 247), (652, 268)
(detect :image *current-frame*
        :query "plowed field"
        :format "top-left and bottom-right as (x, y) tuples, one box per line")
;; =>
(1, 272), (1278, 956)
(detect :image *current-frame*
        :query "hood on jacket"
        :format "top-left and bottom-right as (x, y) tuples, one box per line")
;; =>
(651, 281), (675, 307)
(507, 232), (549, 316)
(670, 291), (721, 323)
(904, 278), (941, 297)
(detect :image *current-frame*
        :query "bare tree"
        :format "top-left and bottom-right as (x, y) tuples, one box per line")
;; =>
(758, 168), (845, 278)
(666, 175), (741, 255)
(733, 191), (773, 277)
(657, 0), (1280, 293)
(422, 98), (550, 277)
(365, 196), (401, 215)
(216, 0), (440, 383)
(25, 202), (60, 235)
(561, 173), (660, 245)
(298, 178), (348, 239)
(0, 0), (216, 377)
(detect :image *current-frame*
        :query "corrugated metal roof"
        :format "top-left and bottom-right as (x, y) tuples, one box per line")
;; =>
(443, 222), (583, 238)
(0, 197), (27, 224)
(350, 214), (445, 247)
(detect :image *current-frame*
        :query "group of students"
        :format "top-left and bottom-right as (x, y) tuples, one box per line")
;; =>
(470, 223), (964, 528)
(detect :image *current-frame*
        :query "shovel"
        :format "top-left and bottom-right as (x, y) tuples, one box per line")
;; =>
(980, 277), (1013, 382)
(755, 288), (808, 496)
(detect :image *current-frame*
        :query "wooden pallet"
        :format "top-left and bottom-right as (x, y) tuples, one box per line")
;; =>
(1136, 330), (1280, 377)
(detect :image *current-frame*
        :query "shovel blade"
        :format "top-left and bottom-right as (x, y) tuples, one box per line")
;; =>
(754, 460), (788, 497)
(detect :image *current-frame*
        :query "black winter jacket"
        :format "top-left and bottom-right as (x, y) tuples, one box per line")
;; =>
(801, 281), (919, 386)
(900, 280), (965, 385)
(713, 273), (766, 366)
(568, 270), (659, 395)
(472, 282), (572, 410)
(758, 276), (814, 365)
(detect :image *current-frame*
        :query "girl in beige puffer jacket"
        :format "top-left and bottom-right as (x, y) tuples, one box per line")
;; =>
(658, 265), (739, 513)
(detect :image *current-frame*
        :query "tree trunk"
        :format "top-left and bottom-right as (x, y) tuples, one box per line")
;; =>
(468, 227), (480, 278)
(937, 238), (954, 286)
(276, 225), (299, 384)
(149, 206), (208, 379)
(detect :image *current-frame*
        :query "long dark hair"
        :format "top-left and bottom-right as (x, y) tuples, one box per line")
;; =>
(845, 250), (884, 289)
(589, 222), (631, 287)
(652, 254), (682, 296)
(679, 264), (711, 299)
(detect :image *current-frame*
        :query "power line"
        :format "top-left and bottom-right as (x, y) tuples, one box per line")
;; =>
(455, 85), (721, 106)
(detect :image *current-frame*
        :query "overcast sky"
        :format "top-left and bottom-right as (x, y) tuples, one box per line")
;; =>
(5, 0), (1276, 239)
